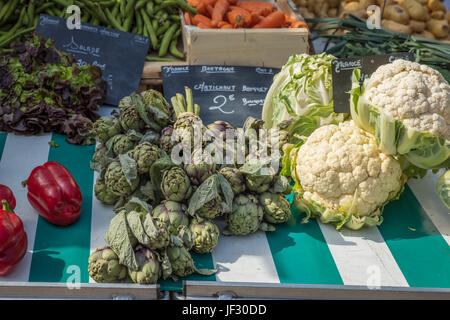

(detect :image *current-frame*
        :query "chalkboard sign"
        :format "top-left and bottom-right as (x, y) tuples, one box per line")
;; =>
(161, 66), (280, 127)
(36, 14), (150, 106)
(331, 56), (363, 114)
(332, 53), (415, 113)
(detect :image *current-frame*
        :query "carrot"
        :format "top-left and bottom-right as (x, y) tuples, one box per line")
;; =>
(197, 22), (214, 29)
(250, 12), (261, 26)
(211, 0), (230, 26)
(227, 0), (238, 4)
(202, 0), (218, 6)
(291, 20), (308, 29)
(220, 23), (234, 29)
(252, 10), (285, 28)
(227, 6), (252, 27)
(184, 11), (193, 25)
(193, 14), (213, 27)
(237, 1), (276, 17)
(217, 21), (229, 27)
(206, 4), (214, 17)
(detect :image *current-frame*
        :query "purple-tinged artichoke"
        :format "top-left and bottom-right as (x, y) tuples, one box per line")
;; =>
(194, 196), (223, 220)
(159, 126), (177, 154)
(207, 120), (235, 141)
(184, 149), (217, 186)
(91, 116), (122, 144)
(152, 200), (189, 235)
(219, 167), (246, 195)
(127, 246), (161, 284)
(129, 142), (160, 174)
(88, 246), (128, 283)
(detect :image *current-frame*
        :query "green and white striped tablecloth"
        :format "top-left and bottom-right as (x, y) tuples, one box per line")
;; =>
(0, 132), (449, 294)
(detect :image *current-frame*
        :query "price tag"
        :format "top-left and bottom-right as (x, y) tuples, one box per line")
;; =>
(161, 66), (280, 127)
(36, 14), (150, 106)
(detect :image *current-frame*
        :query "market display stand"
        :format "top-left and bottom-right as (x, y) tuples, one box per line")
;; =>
(0, 130), (448, 300)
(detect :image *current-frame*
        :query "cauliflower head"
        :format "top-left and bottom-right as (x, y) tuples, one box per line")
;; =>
(350, 60), (450, 170)
(294, 121), (406, 230)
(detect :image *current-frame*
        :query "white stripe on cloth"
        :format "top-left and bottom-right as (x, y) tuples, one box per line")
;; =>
(407, 171), (450, 246)
(0, 134), (51, 281)
(89, 167), (116, 283)
(318, 222), (409, 287)
(211, 220), (280, 283)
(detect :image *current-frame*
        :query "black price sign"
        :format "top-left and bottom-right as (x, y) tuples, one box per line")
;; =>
(36, 14), (150, 106)
(332, 53), (415, 114)
(161, 66), (280, 127)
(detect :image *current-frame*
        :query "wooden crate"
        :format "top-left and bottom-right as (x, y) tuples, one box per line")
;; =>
(139, 0), (309, 89)
(181, 0), (309, 68)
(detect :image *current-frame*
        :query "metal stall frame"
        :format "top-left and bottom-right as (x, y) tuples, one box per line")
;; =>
(0, 282), (164, 300)
(173, 281), (450, 300)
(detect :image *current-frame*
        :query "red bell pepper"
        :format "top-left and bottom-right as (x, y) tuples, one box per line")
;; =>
(0, 184), (16, 210)
(26, 161), (82, 226)
(0, 200), (27, 276)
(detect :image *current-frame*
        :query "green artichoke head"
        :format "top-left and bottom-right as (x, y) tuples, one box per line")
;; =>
(152, 200), (189, 235)
(219, 167), (246, 195)
(111, 134), (139, 156)
(94, 178), (120, 205)
(91, 117), (123, 144)
(127, 246), (161, 284)
(88, 246), (128, 283)
(118, 95), (146, 132)
(104, 161), (140, 196)
(226, 193), (263, 235)
(129, 142), (161, 174)
(242, 159), (276, 193)
(141, 89), (174, 127)
(161, 166), (193, 202)
(146, 220), (171, 250)
(195, 195), (223, 220)
(184, 149), (217, 185)
(190, 217), (220, 254)
(173, 112), (205, 149)
(159, 125), (176, 154)
(259, 192), (292, 224)
(166, 245), (196, 277)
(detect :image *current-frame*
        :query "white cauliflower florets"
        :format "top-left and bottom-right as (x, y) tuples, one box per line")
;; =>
(364, 59), (450, 140)
(296, 121), (404, 217)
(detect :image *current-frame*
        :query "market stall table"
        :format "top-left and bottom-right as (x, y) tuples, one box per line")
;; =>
(0, 128), (448, 299)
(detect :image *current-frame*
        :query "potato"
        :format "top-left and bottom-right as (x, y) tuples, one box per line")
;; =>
(376, 0), (394, 6)
(415, 0), (428, 4)
(427, 18), (449, 38)
(447, 11), (450, 24)
(382, 19), (413, 34)
(430, 10), (446, 20)
(327, 8), (338, 17)
(428, 0), (446, 12)
(340, 1), (366, 12)
(299, 7), (316, 20)
(360, 0), (377, 7)
(409, 20), (426, 32)
(396, 0), (428, 21)
(383, 5), (410, 24)
(340, 9), (368, 19)
(327, 0), (341, 9)
(414, 30), (436, 39)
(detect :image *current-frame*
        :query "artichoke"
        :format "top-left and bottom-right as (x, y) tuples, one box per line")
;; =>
(152, 200), (189, 235)
(146, 220), (171, 250)
(161, 166), (193, 202)
(127, 246), (161, 284)
(184, 149), (216, 185)
(173, 112), (205, 149)
(104, 161), (140, 196)
(91, 144), (110, 172)
(118, 95), (146, 132)
(91, 117), (122, 144)
(111, 134), (139, 156)
(219, 167), (246, 195)
(141, 89), (174, 127)
(159, 126), (176, 154)
(195, 195), (223, 220)
(207, 120), (235, 141)
(94, 178), (120, 205)
(166, 245), (196, 277)
(242, 161), (276, 193)
(225, 194), (263, 235)
(259, 192), (292, 224)
(267, 128), (290, 156)
(88, 246), (128, 283)
(190, 217), (220, 254)
(129, 142), (160, 174)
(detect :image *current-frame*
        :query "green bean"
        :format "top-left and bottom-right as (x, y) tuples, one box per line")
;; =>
(81, 12), (90, 23)
(0, 25), (36, 48)
(0, 0), (19, 28)
(140, 9), (158, 50)
(156, 20), (171, 37)
(170, 15), (181, 21)
(119, 0), (126, 22)
(0, 8), (27, 46)
(111, 2), (119, 18)
(160, 0), (198, 15)
(136, 9), (143, 35)
(135, 0), (147, 11)
(152, 18), (158, 32)
(0, 0), (10, 23)
(105, 7), (126, 31)
(35, 3), (55, 15)
(169, 37), (184, 59)
(27, 0), (35, 27)
(159, 23), (177, 57)
(146, 1), (154, 16)
(91, 17), (100, 26)
(52, 0), (71, 8)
